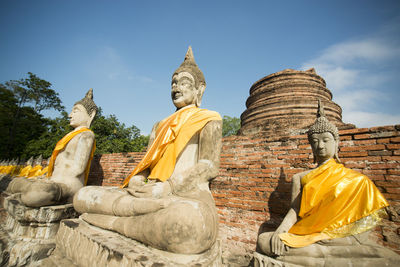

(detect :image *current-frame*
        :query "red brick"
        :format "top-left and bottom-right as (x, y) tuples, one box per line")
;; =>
(386, 175), (400, 181)
(339, 135), (352, 140)
(340, 144), (385, 151)
(370, 163), (399, 169)
(344, 162), (367, 169)
(354, 134), (372, 139)
(368, 151), (392, 156)
(362, 169), (387, 175)
(382, 156), (400, 161)
(386, 188), (400, 194)
(289, 149), (311, 154)
(339, 151), (368, 157)
(370, 126), (396, 132)
(375, 181), (400, 188)
(391, 137), (400, 143)
(353, 139), (376, 145)
(339, 128), (369, 135)
(388, 170), (400, 175)
(387, 144), (400, 150)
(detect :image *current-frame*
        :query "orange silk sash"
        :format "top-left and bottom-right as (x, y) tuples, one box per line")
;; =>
(47, 128), (96, 185)
(280, 158), (389, 247)
(122, 105), (221, 187)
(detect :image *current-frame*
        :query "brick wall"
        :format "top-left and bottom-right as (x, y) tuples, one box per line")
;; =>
(87, 125), (400, 257)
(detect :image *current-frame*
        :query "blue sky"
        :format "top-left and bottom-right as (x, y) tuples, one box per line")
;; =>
(0, 0), (399, 134)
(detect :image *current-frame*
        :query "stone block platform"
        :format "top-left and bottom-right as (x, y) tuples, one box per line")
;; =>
(0, 194), (78, 266)
(42, 218), (222, 267)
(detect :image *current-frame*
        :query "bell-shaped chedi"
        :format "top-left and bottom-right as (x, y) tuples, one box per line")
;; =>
(239, 68), (354, 136)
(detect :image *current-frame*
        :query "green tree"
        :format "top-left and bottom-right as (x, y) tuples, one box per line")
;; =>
(222, 115), (241, 137)
(23, 108), (149, 158)
(92, 108), (149, 154)
(1, 73), (64, 158)
(22, 112), (72, 159)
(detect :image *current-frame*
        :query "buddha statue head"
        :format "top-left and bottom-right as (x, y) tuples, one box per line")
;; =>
(70, 88), (98, 128)
(171, 46), (206, 109)
(307, 100), (340, 165)
(33, 155), (42, 167)
(26, 156), (34, 166)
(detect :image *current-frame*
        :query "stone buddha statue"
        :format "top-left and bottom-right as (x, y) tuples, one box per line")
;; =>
(73, 46), (222, 255)
(6, 89), (97, 207)
(255, 100), (400, 266)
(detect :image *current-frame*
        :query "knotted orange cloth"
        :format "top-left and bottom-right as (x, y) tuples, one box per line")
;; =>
(280, 158), (389, 247)
(47, 128), (96, 185)
(122, 105), (221, 187)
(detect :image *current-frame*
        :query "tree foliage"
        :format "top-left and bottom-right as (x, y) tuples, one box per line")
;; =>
(22, 112), (72, 159)
(91, 108), (149, 155)
(22, 108), (149, 158)
(222, 115), (241, 137)
(0, 73), (65, 158)
(1, 74), (149, 160)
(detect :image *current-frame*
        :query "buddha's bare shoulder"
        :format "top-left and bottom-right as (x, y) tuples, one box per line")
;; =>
(292, 169), (312, 182)
(76, 130), (95, 139)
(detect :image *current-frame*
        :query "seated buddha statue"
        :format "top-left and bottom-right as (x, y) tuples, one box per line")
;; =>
(256, 100), (400, 266)
(6, 89), (97, 207)
(73, 46), (222, 255)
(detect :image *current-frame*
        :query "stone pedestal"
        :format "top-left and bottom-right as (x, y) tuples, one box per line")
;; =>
(0, 194), (78, 266)
(42, 218), (222, 267)
(253, 252), (300, 267)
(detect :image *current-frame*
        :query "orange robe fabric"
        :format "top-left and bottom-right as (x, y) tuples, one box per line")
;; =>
(122, 105), (221, 187)
(280, 158), (389, 247)
(47, 128), (96, 185)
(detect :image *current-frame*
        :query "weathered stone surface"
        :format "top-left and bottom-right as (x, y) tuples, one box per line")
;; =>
(0, 221), (56, 267)
(0, 194), (78, 266)
(253, 252), (299, 267)
(47, 218), (222, 267)
(72, 47), (221, 256)
(239, 68), (354, 136)
(6, 89), (97, 208)
(253, 244), (400, 267)
(4, 194), (78, 224)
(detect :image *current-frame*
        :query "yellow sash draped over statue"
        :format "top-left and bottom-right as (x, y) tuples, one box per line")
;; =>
(280, 158), (389, 248)
(39, 166), (48, 176)
(122, 105), (221, 187)
(47, 128), (96, 185)
(19, 165), (32, 177)
(27, 165), (43, 177)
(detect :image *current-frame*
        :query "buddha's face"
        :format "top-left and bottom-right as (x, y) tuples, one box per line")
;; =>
(69, 104), (91, 128)
(310, 132), (337, 164)
(171, 71), (198, 109)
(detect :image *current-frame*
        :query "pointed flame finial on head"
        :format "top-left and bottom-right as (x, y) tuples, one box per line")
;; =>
(86, 88), (93, 100)
(308, 99), (338, 141)
(317, 99), (325, 118)
(307, 99), (340, 163)
(173, 46), (205, 88)
(184, 46), (195, 63)
(75, 88), (98, 116)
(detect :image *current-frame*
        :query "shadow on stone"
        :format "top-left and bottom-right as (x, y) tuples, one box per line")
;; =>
(256, 167), (291, 253)
(86, 154), (104, 186)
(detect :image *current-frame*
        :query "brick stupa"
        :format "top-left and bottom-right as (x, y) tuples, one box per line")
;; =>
(239, 68), (354, 136)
